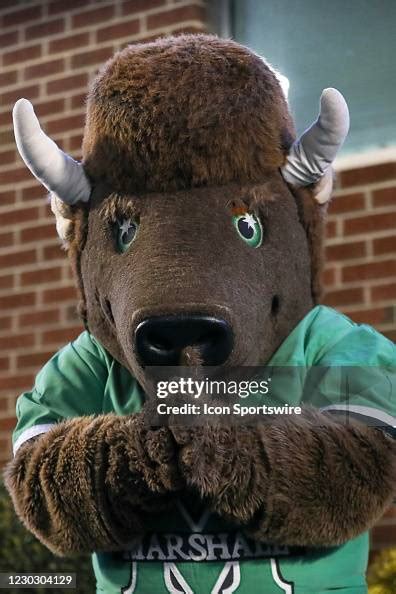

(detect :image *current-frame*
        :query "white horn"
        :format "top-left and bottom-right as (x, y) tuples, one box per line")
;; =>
(281, 88), (349, 195)
(13, 98), (91, 205)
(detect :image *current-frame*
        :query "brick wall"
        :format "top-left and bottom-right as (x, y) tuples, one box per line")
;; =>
(0, 0), (395, 549)
(324, 163), (396, 344)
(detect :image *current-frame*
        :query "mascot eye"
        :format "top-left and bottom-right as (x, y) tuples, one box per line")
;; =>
(232, 212), (263, 248)
(116, 218), (138, 253)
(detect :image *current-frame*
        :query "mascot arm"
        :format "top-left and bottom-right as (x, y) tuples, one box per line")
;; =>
(173, 316), (396, 547)
(4, 333), (181, 556)
(5, 413), (181, 556)
(172, 410), (395, 548)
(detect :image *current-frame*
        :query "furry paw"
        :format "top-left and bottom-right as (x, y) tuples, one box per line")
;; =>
(172, 425), (269, 523)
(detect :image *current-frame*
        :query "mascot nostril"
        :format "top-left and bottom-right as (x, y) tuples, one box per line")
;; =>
(135, 315), (233, 366)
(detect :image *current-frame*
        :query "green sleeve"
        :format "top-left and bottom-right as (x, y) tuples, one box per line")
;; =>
(12, 331), (110, 454)
(303, 309), (396, 436)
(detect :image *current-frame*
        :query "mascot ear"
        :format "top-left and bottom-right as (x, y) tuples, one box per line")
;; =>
(281, 88), (349, 204)
(12, 98), (92, 243)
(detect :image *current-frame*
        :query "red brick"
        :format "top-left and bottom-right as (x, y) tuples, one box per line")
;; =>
(322, 267), (336, 287)
(46, 113), (85, 135)
(0, 357), (10, 372)
(26, 18), (65, 41)
(348, 307), (394, 326)
(42, 286), (77, 303)
(72, 5), (115, 28)
(17, 351), (54, 368)
(42, 100), (68, 121)
(343, 212), (396, 235)
(49, 32), (90, 54)
(71, 47), (114, 69)
(329, 192), (365, 214)
(0, 332), (35, 350)
(325, 241), (366, 262)
(0, 232), (15, 247)
(122, 0), (165, 15)
(69, 134), (83, 152)
(0, 84), (39, 107)
(46, 73), (88, 95)
(0, 274), (14, 290)
(324, 287), (364, 307)
(0, 316), (12, 332)
(42, 326), (82, 344)
(325, 220), (337, 239)
(0, 112), (12, 127)
(21, 184), (46, 202)
(0, 206), (39, 227)
(24, 58), (65, 81)
(0, 376), (33, 391)
(21, 267), (62, 287)
(43, 243), (64, 261)
(147, 5), (206, 29)
(48, 0), (88, 15)
(3, 44), (41, 67)
(342, 260), (396, 283)
(0, 70), (17, 86)
(0, 417), (17, 431)
(373, 235), (396, 256)
(372, 186), (396, 208)
(0, 149), (16, 166)
(0, 190), (16, 206)
(340, 162), (396, 188)
(21, 223), (57, 243)
(0, 249), (37, 269)
(0, 129), (14, 147)
(19, 309), (60, 327)
(0, 30), (18, 47)
(0, 292), (36, 310)
(371, 283), (396, 302)
(97, 19), (140, 42)
(2, 5), (42, 27)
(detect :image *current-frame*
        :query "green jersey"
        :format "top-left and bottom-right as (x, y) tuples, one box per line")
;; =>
(12, 306), (396, 594)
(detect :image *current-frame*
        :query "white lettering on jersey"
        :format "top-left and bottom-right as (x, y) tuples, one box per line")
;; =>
(121, 561), (137, 594)
(164, 562), (194, 594)
(211, 561), (241, 594)
(270, 558), (294, 594)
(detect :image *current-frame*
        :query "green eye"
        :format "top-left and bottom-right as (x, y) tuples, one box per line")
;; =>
(232, 212), (263, 248)
(116, 218), (138, 253)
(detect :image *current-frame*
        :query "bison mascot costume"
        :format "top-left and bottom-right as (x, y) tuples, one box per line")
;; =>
(5, 34), (396, 594)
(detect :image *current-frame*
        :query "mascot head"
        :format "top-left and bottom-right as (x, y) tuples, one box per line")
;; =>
(13, 34), (349, 389)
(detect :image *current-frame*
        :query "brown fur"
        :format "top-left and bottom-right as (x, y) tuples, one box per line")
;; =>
(82, 34), (295, 195)
(5, 35), (396, 559)
(4, 415), (182, 555)
(172, 410), (396, 546)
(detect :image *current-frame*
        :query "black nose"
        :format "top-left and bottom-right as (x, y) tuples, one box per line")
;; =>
(135, 315), (233, 366)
